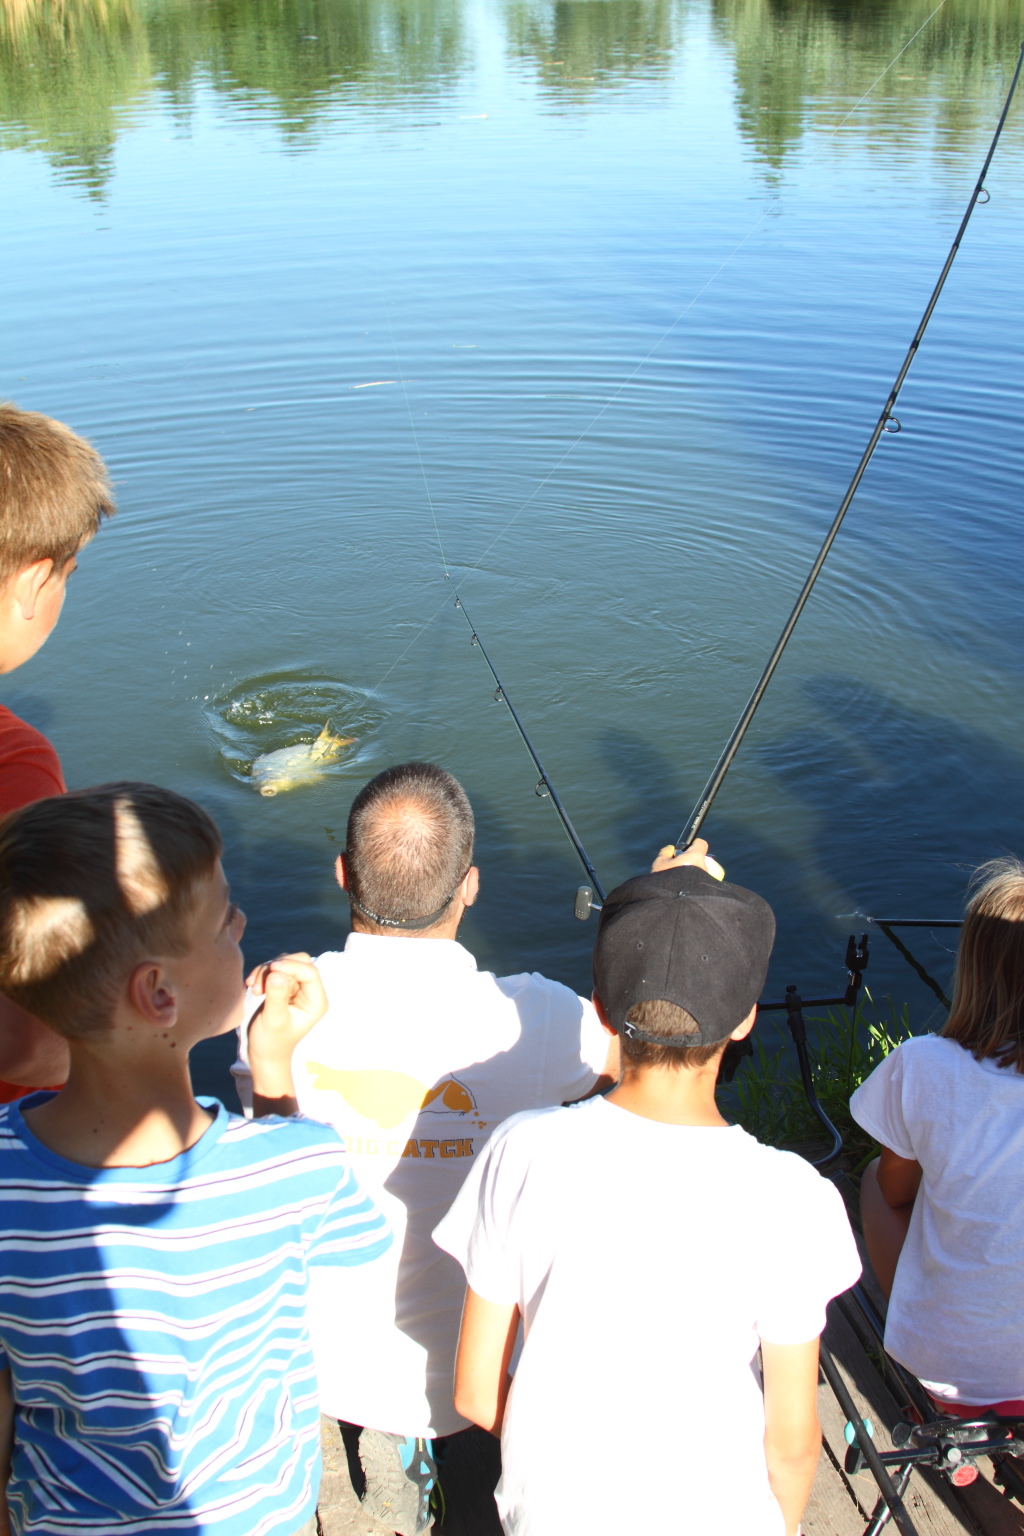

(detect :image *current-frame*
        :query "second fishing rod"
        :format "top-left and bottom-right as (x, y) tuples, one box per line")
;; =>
(671, 41), (1024, 858)
(458, 41), (1024, 912)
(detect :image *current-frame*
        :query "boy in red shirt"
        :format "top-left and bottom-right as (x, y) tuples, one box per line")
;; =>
(0, 402), (114, 1095)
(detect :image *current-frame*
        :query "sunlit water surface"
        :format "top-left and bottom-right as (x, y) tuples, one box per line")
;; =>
(2, 0), (1023, 1100)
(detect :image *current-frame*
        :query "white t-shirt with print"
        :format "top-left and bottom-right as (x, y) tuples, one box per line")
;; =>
(434, 1098), (860, 1536)
(233, 933), (608, 1438)
(850, 1033), (1024, 1404)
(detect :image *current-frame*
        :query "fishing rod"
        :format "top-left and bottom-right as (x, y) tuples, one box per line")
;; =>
(452, 594), (607, 904)
(676, 41), (1024, 853)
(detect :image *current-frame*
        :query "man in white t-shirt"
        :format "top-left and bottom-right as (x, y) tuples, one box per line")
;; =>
(435, 864), (861, 1536)
(234, 762), (617, 1534)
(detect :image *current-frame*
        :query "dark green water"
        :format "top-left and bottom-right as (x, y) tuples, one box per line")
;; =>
(2, 0), (1023, 1100)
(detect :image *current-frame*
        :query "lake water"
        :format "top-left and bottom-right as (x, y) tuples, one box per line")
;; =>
(2, 0), (1023, 1101)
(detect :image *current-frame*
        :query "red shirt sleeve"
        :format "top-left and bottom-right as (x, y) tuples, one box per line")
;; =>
(0, 705), (66, 817)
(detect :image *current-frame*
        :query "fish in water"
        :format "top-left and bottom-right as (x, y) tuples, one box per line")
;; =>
(251, 721), (356, 797)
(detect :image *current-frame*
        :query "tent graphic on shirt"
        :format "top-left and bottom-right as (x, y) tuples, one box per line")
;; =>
(305, 1063), (478, 1129)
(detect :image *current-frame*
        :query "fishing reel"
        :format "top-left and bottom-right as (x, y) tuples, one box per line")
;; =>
(575, 886), (601, 921)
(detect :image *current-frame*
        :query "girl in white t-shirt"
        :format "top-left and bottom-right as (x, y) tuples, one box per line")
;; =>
(851, 857), (1024, 1414)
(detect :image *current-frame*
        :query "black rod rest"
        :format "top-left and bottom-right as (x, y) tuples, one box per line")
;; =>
(782, 987), (843, 1166)
(743, 933), (870, 1166)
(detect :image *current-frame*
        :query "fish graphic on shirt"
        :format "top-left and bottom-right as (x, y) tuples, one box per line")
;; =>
(420, 1076), (475, 1115)
(305, 1064), (478, 1128)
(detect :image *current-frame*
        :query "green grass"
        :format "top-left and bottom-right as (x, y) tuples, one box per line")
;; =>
(717, 991), (915, 1165)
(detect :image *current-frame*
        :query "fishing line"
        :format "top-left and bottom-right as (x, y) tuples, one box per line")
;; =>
(378, 283), (451, 579)
(677, 39), (1024, 852)
(368, 280), (461, 695)
(447, 0), (953, 588)
(374, 0), (954, 677)
(372, 290), (606, 890)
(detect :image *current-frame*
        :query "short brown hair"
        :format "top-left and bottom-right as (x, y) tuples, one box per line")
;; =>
(619, 996), (728, 1071)
(942, 858), (1024, 1073)
(0, 403), (114, 585)
(346, 763), (474, 933)
(0, 783), (221, 1036)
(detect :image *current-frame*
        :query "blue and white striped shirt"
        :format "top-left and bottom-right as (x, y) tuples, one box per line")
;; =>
(0, 1095), (391, 1535)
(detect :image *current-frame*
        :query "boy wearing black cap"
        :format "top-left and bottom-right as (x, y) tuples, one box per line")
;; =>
(434, 857), (860, 1536)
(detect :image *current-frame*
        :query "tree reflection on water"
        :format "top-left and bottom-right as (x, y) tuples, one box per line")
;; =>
(504, 0), (676, 99)
(0, 0), (466, 192)
(711, 0), (1024, 169)
(0, 0), (1022, 194)
(0, 0), (151, 194)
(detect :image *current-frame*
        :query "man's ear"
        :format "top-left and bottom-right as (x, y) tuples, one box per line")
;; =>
(460, 866), (480, 909)
(127, 962), (178, 1029)
(12, 559), (55, 622)
(592, 992), (618, 1037)
(729, 1004), (757, 1043)
(335, 853), (349, 891)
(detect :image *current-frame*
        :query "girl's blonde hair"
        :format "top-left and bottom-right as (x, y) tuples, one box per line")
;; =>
(942, 858), (1024, 1072)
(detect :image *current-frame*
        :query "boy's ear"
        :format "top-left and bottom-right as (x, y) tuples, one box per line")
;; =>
(127, 962), (179, 1029)
(729, 1004), (757, 1043)
(592, 992), (618, 1037)
(460, 866), (479, 909)
(11, 559), (56, 621)
(335, 853), (348, 891)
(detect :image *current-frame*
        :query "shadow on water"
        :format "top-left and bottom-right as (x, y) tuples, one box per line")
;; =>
(595, 724), (836, 987)
(760, 673), (1024, 912)
(192, 681), (1017, 1106)
(443, 788), (600, 994)
(595, 719), (963, 1040)
(750, 673), (1024, 1015)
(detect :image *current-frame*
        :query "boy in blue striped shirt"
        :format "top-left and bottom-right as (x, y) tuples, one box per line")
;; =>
(0, 782), (391, 1536)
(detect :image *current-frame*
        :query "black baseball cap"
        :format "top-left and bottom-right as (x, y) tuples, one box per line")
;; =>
(593, 865), (776, 1048)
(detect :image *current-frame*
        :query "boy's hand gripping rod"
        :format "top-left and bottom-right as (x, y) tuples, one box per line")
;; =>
(676, 42), (1024, 854)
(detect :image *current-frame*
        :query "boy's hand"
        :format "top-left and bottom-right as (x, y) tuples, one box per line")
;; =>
(246, 954), (326, 1109)
(651, 837), (716, 875)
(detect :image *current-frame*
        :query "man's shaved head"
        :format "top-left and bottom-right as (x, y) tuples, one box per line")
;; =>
(345, 764), (475, 933)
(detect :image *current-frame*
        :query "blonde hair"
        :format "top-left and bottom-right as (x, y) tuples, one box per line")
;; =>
(0, 783), (221, 1036)
(0, 403), (114, 584)
(942, 858), (1024, 1072)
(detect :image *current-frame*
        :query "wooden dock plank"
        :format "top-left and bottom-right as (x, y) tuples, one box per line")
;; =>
(805, 1408), (875, 1536)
